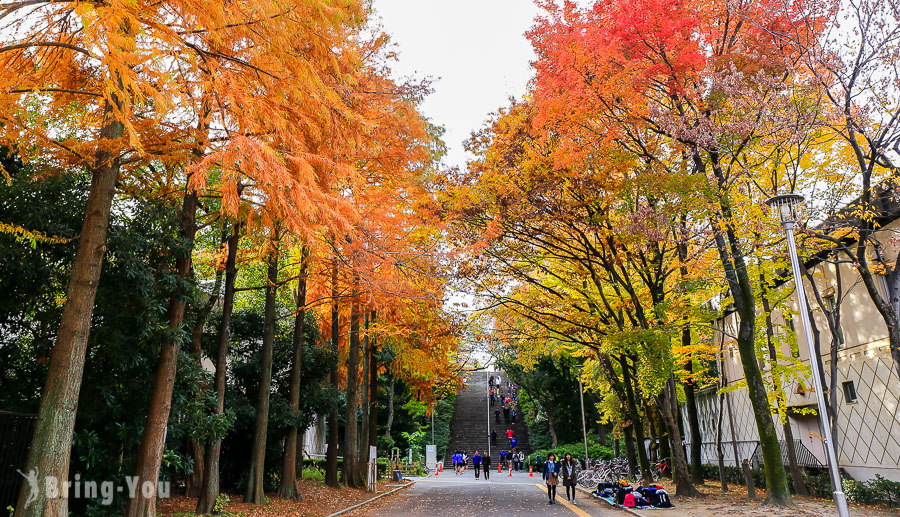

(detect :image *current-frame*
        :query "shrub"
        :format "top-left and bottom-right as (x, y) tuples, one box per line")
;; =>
(869, 475), (900, 508)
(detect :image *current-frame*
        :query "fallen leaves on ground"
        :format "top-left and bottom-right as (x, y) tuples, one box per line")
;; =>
(158, 479), (413, 517)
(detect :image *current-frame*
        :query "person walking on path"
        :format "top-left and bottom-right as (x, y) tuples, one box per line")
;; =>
(506, 428), (514, 445)
(463, 451), (469, 471)
(503, 404), (510, 424)
(543, 453), (560, 504)
(494, 408), (501, 424)
(490, 429), (497, 446)
(510, 437), (518, 450)
(482, 450), (491, 479)
(473, 451), (482, 479)
(455, 452), (463, 476)
(499, 449), (506, 469)
(511, 407), (517, 425)
(561, 453), (579, 505)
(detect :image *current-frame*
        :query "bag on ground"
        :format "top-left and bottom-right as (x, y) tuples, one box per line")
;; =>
(654, 488), (673, 508)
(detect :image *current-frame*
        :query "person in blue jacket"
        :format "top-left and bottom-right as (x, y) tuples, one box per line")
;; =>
(543, 453), (561, 504)
(473, 451), (482, 479)
(499, 449), (507, 470)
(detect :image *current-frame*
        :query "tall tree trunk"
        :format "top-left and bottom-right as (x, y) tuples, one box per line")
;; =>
(621, 356), (651, 485)
(196, 224), (240, 514)
(546, 404), (559, 448)
(186, 240), (225, 500)
(678, 229), (704, 484)
(657, 411), (671, 468)
(710, 219), (791, 505)
(802, 261), (844, 465)
(759, 278), (808, 496)
(344, 291), (363, 488)
(703, 152), (790, 505)
(716, 388), (728, 491)
(127, 188), (199, 517)
(16, 105), (123, 517)
(716, 335), (729, 492)
(647, 405), (659, 462)
(383, 374), (395, 439)
(368, 312), (378, 450)
(244, 236), (280, 505)
(325, 265), (340, 487)
(277, 252), (308, 500)
(623, 423), (639, 477)
(657, 374), (701, 496)
(359, 313), (370, 468)
(683, 346), (704, 484)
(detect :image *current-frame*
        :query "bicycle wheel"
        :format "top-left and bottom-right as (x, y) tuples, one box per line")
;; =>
(576, 470), (593, 489)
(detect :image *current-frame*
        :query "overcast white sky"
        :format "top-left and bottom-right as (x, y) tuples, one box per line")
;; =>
(371, 0), (542, 170)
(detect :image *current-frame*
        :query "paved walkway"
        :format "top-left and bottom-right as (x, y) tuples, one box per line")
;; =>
(356, 470), (625, 517)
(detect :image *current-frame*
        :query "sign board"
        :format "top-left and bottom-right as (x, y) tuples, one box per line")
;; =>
(425, 444), (436, 469)
(366, 445), (378, 492)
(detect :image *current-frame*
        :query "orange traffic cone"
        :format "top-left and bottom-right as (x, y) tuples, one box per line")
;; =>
(435, 466), (439, 477)
(498, 463), (502, 473)
(508, 465), (512, 477)
(529, 465), (534, 477)
(439, 462), (443, 472)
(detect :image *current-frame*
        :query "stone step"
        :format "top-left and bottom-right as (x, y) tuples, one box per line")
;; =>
(444, 370), (531, 465)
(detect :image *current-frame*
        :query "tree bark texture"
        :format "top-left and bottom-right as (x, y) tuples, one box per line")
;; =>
(343, 294), (363, 488)
(656, 374), (701, 496)
(196, 224), (240, 514)
(17, 107), (123, 517)
(325, 265), (340, 487)
(127, 188), (199, 517)
(277, 252), (308, 500)
(186, 239), (224, 500)
(244, 239), (279, 505)
(710, 214), (791, 505)
(368, 311), (378, 450)
(358, 313), (370, 468)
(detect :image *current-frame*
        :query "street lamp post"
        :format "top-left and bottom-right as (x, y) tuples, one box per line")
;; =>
(487, 367), (491, 457)
(577, 367), (589, 463)
(766, 193), (849, 517)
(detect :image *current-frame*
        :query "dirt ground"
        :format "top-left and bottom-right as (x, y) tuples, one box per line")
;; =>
(158, 478), (413, 517)
(622, 480), (899, 517)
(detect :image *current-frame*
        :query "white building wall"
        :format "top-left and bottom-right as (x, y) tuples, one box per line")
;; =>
(682, 254), (900, 482)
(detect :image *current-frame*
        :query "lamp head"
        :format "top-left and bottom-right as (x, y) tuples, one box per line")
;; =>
(765, 193), (805, 225)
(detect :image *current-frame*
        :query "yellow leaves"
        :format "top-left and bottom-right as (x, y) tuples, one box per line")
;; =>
(0, 221), (73, 246)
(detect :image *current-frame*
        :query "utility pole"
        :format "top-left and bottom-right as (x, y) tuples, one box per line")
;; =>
(766, 194), (849, 517)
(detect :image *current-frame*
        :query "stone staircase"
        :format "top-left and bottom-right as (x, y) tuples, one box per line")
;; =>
(444, 370), (530, 466)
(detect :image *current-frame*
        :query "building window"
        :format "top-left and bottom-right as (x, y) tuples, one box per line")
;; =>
(842, 380), (858, 403)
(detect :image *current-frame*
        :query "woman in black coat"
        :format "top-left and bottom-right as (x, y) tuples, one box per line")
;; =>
(560, 453), (579, 505)
(542, 453), (561, 504)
